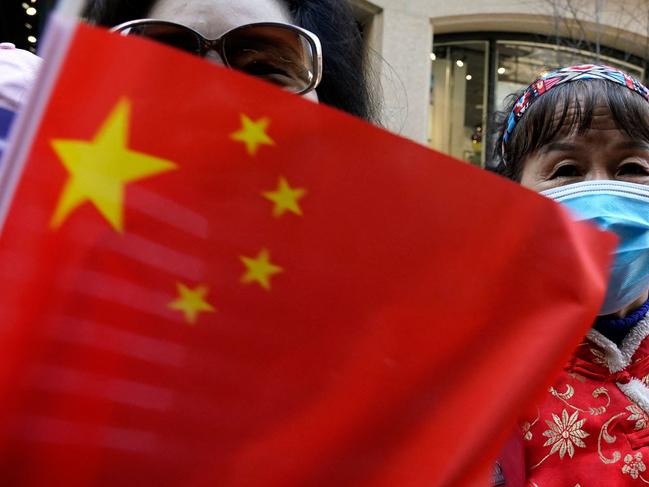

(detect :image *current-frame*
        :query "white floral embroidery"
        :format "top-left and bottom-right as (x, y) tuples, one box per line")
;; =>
(590, 348), (608, 367)
(542, 410), (589, 459)
(627, 404), (649, 431)
(550, 384), (574, 401)
(522, 421), (533, 441)
(590, 347), (608, 367)
(623, 452), (647, 479)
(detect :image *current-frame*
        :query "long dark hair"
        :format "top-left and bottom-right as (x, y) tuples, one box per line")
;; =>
(83, 0), (378, 122)
(492, 79), (649, 181)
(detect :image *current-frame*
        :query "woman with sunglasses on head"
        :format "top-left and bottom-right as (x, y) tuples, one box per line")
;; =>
(83, 0), (377, 122)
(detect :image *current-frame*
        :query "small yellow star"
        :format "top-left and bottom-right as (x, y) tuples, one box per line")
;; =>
(230, 114), (275, 156)
(50, 98), (177, 232)
(240, 248), (283, 290)
(262, 176), (307, 218)
(168, 282), (216, 324)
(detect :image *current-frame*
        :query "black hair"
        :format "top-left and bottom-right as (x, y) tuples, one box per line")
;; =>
(492, 79), (649, 181)
(83, 0), (378, 122)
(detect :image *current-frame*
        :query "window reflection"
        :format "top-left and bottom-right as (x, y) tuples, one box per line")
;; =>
(429, 42), (487, 166)
(429, 37), (645, 168)
(495, 41), (643, 111)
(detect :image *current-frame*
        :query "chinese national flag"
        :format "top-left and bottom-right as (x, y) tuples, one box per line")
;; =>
(0, 16), (614, 487)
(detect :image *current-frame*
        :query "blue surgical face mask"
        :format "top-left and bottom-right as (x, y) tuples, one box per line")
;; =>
(542, 180), (649, 316)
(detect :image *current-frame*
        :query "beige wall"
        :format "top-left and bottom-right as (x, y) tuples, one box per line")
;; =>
(359, 0), (649, 143)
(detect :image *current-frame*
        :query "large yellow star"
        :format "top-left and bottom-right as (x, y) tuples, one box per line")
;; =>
(168, 282), (216, 324)
(240, 248), (283, 290)
(262, 176), (307, 218)
(230, 114), (275, 156)
(50, 98), (177, 232)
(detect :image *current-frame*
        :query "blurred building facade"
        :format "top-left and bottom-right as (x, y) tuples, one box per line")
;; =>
(355, 0), (649, 167)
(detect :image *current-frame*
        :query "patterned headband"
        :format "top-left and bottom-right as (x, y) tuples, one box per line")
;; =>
(500, 64), (649, 165)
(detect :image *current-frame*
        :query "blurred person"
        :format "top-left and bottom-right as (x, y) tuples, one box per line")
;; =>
(0, 42), (41, 161)
(83, 0), (377, 122)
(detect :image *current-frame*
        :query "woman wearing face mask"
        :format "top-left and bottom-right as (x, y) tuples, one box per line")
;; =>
(494, 65), (649, 484)
(83, 0), (377, 122)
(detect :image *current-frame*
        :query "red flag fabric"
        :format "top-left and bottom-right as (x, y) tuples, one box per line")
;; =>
(0, 17), (615, 487)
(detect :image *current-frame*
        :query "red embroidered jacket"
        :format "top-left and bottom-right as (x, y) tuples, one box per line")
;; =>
(523, 319), (649, 485)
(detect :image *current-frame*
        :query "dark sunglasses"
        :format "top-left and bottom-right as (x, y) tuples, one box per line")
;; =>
(110, 19), (323, 95)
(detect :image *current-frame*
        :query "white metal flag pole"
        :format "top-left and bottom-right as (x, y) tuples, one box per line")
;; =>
(56, 0), (86, 18)
(0, 0), (85, 231)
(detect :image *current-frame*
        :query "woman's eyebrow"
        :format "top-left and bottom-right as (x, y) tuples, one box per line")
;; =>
(540, 141), (578, 154)
(615, 140), (649, 150)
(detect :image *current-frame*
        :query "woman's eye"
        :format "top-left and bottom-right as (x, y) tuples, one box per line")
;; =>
(245, 61), (289, 77)
(617, 161), (649, 176)
(549, 164), (580, 179)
